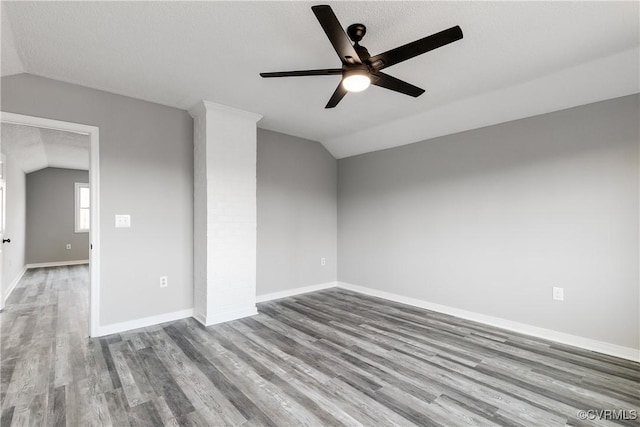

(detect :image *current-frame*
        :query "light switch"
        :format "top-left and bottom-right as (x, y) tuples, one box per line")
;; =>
(115, 214), (131, 228)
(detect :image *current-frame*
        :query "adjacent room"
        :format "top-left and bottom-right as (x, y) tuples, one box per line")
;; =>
(1, 123), (91, 298)
(1, 1), (638, 426)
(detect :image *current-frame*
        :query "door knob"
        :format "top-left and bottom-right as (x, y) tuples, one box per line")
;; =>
(2, 238), (10, 244)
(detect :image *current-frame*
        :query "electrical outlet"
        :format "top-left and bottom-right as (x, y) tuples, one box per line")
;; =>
(321, 257), (326, 266)
(552, 287), (564, 301)
(160, 276), (168, 288)
(66, 244), (71, 250)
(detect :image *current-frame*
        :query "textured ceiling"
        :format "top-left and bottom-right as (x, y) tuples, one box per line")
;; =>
(0, 2), (22, 77)
(2, 1), (638, 158)
(1, 123), (89, 173)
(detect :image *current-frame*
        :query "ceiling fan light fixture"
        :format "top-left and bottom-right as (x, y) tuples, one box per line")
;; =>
(342, 69), (370, 92)
(260, 5), (463, 108)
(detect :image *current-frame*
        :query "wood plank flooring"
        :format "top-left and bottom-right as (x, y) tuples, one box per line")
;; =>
(1, 266), (639, 426)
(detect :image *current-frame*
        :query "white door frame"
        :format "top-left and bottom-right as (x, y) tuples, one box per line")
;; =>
(0, 112), (101, 337)
(0, 154), (6, 311)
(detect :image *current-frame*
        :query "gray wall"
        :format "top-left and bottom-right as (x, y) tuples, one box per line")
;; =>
(2, 153), (26, 296)
(257, 129), (337, 295)
(26, 167), (89, 264)
(1, 74), (194, 326)
(338, 94), (639, 349)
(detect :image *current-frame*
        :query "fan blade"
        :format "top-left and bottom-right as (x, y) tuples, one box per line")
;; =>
(260, 69), (342, 78)
(368, 26), (463, 70)
(325, 82), (347, 108)
(311, 5), (362, 65)
(371, 72), (425, 97)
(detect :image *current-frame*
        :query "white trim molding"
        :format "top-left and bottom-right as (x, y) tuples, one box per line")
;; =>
(337, 282), (640, 363)
(188, 100), (263, 123)
(2, 266), (26, 307)
(97, 309), (194, 337)
(194, 305), (258, 327)
(193, 311), (207, 326)
(26, 260), (89, 269)
(256, 282), (338, 303)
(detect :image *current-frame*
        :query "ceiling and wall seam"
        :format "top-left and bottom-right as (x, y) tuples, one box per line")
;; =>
(3, 2), (637, 158)
(324, 47), (640, 158)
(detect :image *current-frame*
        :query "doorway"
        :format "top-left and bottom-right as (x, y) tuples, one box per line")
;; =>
(0, 112), (100, 336)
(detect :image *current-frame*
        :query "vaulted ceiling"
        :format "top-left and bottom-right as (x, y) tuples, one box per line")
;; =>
(2, 1), (638, 158)
(1, 123), (89, 173)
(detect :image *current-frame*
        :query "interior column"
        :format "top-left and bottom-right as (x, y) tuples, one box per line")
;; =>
(189, 100), (262, 326)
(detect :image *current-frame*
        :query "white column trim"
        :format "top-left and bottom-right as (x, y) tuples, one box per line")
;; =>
(188, 100), (263, 123)
(189, 99), (262, 327)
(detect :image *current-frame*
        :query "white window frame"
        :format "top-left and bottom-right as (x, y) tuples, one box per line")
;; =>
(75, 182), (90, 233)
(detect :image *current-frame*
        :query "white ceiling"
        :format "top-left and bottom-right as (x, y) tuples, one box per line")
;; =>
(1, 123), (89, 173)
(2, 1), (638, 158)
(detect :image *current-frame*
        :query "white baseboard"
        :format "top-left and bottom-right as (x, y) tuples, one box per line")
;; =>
(256, 281), (338, 303)
(194, 305), (258, 327)
(26, 260), (89, 269)
(95, 308), (194, 337)
(193, 311), (207, 326)
(337, 282), (639, 363)
(2, 266), (27, 308)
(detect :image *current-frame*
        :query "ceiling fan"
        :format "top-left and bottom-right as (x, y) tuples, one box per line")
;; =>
(260, 5), (463, 108)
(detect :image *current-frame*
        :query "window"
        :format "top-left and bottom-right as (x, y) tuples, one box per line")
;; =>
(75, 182), (90, 233)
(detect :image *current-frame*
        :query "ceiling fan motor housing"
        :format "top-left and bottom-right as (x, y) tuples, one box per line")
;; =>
(343, 65), (369, 78)
(354, 44), (371, 62)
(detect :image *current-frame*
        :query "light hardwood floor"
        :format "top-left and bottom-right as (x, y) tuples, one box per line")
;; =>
(1, 266), (639, 426)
